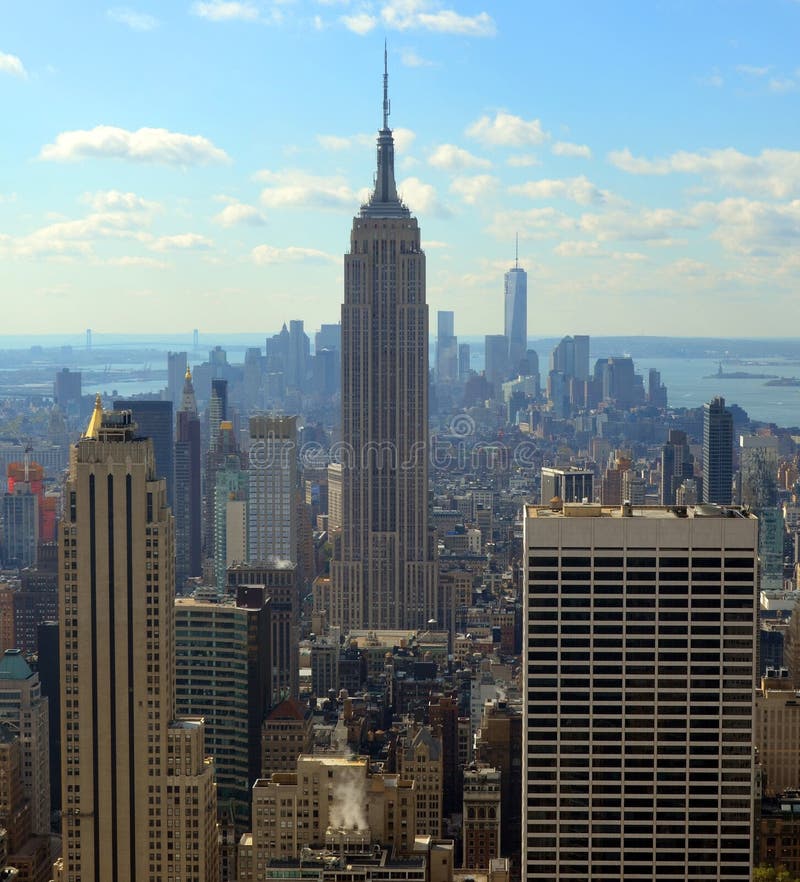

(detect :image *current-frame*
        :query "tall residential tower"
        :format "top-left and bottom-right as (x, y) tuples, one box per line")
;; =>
(329, 51), (437, 630)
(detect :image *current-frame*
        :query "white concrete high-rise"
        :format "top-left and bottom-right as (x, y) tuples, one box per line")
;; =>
(247, 415), (297, 565)
(523, 502), (757, 881)
(329, 50), (436, 630)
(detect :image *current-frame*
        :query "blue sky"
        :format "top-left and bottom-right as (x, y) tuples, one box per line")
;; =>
(1, 0), (800, 337)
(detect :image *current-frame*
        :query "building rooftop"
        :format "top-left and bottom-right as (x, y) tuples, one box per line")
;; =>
(266, 698), (312, 722)
(526, 502), (755, 520)
(0, 649), (33, 681)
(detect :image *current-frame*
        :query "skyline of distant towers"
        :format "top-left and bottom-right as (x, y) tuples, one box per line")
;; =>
(329, 49), (437, 631)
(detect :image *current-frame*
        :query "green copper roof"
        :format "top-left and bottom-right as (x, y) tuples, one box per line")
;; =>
(0, 649), (33, 681)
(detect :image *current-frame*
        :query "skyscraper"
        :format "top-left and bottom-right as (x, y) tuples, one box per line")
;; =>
(227, 563), (298, 704)
(523, 502), (757, 880)
(484, 334), (510, 398)
(113, 398), (174, 506)
(436, 310), (458, 383)
(166, 351), (187, 404)
(2, 478), (38, 568)
(174, 367), (202, 591)
(248, 415), (297, 564)
(703, 395), (734, 504)
(208, 377), (228, 453)
(203, 377), (230, 560)
(740, 434), (783, 591)
(175, 588), (271, 832)
(328, 50), (437, 631)
(504, 246), (527, 374)
(660, 429), (693, 505)
(57, 399), (217, 882)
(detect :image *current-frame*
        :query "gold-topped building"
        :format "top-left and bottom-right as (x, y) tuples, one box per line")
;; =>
(55, 402), (218, 882)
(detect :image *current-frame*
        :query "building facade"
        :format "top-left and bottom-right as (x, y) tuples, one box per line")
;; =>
(702, 396), (733, 504)
(329, 53), (437, 631)
(227, 562), (299, 704)
(504, 260), (527, 375)
(248, 415), (297, 565)
(174, 367), (202, 592)
(175, 590), (271, 831)
(523, 502), (757, 881)
(56, 400), (217, 882)
(0, 650), (50, 836)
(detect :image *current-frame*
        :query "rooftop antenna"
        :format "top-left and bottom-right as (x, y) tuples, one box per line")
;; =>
(515, 232), (519, 269)
(383, 40), (390, 130)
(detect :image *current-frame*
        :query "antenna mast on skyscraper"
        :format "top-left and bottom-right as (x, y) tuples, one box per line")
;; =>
(383, 40), (390, 130)
(515, 232), (519, 269)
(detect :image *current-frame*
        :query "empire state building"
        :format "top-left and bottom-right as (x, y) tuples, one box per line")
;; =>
(329, 51), (437, 631)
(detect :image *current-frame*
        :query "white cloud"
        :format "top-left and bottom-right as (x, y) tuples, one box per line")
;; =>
(510, 176), (610, 206)
(700, 70), (724, 88)
(488, 207), (575, 242)
(108, 255), (169, 268)
(736, 64), (769, 77)
(506, 154), (540, 168)
(213, 202), (266, 226)
(342, 12), (377, 33)
(554, 240), (600, 257)
(554, 240), (647, 262)
(450, 174), (498, 204)
(401, 49), (434, 67)
(81, 190), (160, 213)
(252, 244), (338, 264)
(0, 51), (27, 79)
(608, 146), (800, 198)
(317, 133), (373, 151)
(693, 197), (800, 256)
(466, 111), (548, 147)
(40, 125), (230, 165)
(191, 1), (260, 21)
(380, 1), (496, 36)
(257, 169), (367, 210)
(769, 77), (796, 93)
(398, 176), (450, 217)
(393, 127), (416, 152)
(3, 205), (154, 259)
(429, 143), (491, 171)
(552, 141), (592, 159)
(107, 7), (160, 30)
(149, 233), (213, 251)
(579, 207), (697, 242)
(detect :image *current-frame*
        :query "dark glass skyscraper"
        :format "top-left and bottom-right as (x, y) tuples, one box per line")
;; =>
(113, 398), (174, 506)
(702, 395), (733, 504)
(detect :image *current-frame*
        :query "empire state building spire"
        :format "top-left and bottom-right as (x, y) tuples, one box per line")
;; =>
(362, 44), (408, 218)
